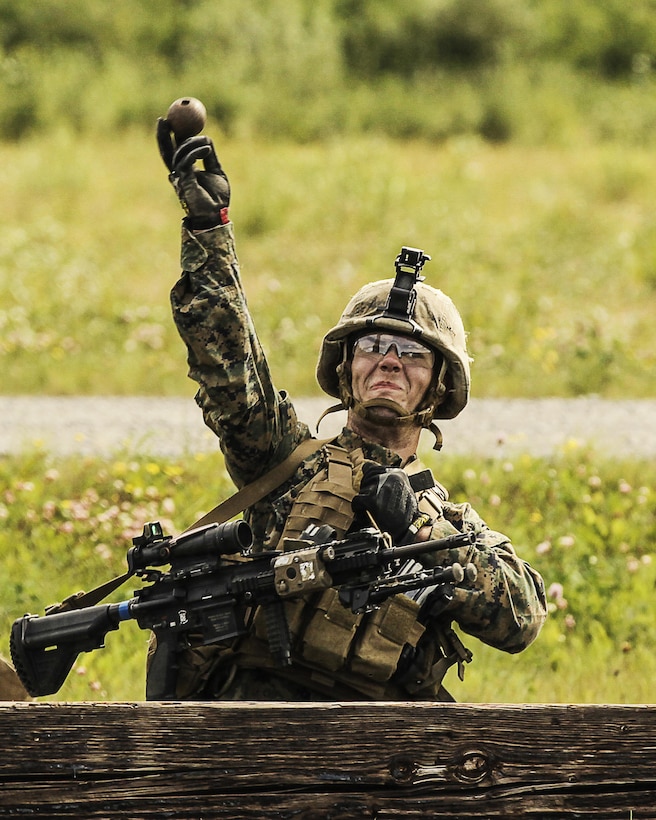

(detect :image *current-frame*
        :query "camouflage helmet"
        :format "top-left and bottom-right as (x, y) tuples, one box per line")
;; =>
(316, 273), (471, 422)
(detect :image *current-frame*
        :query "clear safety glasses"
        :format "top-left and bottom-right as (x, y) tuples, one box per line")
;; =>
(352, 332), (435, 369)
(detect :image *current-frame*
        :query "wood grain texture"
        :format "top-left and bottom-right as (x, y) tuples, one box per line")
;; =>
(0, 702), (654, 818)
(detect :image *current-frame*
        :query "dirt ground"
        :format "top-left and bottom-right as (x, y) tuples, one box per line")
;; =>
(2, 396), (654, 459)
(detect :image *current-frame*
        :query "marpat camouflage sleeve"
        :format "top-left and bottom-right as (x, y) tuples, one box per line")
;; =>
(424, 503), (547, 653)
(170, 223), (311, 487)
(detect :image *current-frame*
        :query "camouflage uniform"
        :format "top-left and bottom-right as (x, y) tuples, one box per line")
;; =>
(168, 222), (547, 701)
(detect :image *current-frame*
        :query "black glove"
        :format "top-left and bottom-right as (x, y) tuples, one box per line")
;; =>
(157, 118), (230, 230)
(352, 464), (419, 543)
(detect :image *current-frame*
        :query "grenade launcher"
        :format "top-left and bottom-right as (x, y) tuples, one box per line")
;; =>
(10, 521), (476, 700)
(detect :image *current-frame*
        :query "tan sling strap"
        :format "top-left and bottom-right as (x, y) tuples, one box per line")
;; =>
(181, 436), (331, 533)
(48, 436), (330, 614)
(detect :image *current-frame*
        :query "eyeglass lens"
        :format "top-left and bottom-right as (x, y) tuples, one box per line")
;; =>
(353, 333), (434, 368)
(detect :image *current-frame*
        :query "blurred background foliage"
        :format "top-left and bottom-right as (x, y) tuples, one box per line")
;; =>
(1, 0), (656, 143)
(1, 446), (654, 703)
(0, 1), (655, 398)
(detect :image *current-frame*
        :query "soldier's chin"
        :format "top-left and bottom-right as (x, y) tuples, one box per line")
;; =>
(366, 404), (401, 421)
(356, 398), (412, 427)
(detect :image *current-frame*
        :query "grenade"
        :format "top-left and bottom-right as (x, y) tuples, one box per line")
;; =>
(166, 97), (207, 142)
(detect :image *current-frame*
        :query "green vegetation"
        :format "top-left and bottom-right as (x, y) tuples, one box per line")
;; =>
(1, 1), (656, 144)
(1, 132), (655, 398)
(1, 445), (653, 703)
(0, 1), (655, 397)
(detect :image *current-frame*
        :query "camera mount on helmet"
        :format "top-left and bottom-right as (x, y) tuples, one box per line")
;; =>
(382, 247), (431, 325)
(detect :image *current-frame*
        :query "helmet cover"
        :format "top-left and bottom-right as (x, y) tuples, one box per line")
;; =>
(316, 278), (470, 420)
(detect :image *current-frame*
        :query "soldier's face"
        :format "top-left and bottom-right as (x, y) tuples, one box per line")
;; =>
(349, 333), (434, 416)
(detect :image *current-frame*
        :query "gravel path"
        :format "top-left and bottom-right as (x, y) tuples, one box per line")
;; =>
(2, 396), (655, 459)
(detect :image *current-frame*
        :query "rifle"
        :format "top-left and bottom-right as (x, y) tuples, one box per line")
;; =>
(10, 520), (476, 699)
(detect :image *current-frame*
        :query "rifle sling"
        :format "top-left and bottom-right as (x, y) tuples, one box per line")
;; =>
(181, 436), (329, 533)
(46, 572), (134, 614)
(54, 437), (328, 613)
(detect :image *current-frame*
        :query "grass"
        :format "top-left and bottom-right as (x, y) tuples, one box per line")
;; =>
(1, 445), (653, 704)
(0, 129), (655, 398)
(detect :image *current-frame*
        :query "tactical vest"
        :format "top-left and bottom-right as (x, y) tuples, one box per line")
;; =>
(236, 444), (450, 699)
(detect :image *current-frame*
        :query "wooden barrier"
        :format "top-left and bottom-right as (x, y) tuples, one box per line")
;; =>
(0, 701), (654, 818)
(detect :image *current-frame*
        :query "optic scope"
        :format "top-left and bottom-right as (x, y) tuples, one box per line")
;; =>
(127, 520), (253, 572)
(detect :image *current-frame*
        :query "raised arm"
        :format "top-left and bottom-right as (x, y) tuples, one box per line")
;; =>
(157, 115), (310, 487)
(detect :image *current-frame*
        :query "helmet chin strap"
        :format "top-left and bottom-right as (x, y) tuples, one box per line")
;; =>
(353, 397), (426, 427)
(351, 399), (443, 451)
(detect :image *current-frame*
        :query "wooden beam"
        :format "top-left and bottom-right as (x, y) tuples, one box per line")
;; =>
(0, 702), (654, 817)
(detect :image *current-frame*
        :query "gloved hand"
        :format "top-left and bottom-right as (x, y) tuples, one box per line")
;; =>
(157, 118), (230, 230)
(352, 464), (419, 543)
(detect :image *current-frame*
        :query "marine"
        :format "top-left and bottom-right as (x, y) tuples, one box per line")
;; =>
(149, 114), (547, 701)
